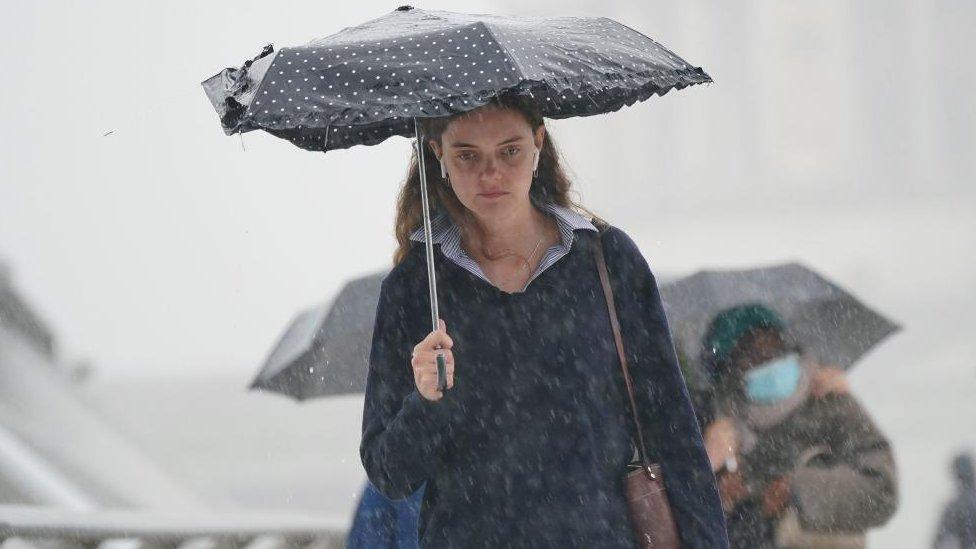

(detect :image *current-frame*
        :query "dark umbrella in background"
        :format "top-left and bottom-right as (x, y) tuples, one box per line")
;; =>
(250, 271), (386, 400)
(202, 5), (711, 390)
(252, 263), (900, 401)
(660, 262), (901, 379)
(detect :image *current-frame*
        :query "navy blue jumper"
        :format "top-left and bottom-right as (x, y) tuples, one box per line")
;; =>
(361, 225), (728, 548)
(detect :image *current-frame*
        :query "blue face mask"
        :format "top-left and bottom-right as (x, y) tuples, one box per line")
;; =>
(743, 353), (802, 403)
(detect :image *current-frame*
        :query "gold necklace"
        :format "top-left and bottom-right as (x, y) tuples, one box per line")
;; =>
(484, 232), (546, 291)
(459, 215), (552, 290)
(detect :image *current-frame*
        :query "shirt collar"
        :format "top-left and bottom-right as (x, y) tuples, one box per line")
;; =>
(408, 202), (597, 245)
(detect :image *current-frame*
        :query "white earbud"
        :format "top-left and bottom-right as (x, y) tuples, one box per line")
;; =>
(532, 150), (540, 172)
(440, 160), (448, 179)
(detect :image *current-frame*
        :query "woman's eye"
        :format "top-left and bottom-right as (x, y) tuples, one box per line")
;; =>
(502, 146), (520, 157)
(457, 152), (476, 161)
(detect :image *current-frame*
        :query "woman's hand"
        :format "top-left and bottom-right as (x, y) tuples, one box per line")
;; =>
(704, 417), (738, 473)
(761, 475), (792, 518)
(810, 365), (850, 398)
(717, 470), (750, 513)
(411, 318), (456, 401)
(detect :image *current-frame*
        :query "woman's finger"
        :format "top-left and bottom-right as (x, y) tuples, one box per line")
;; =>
(417, 371), (453, 397)
(427, 349), (453, 365)
(411, 332), (450, 359)
(417, 365), (455, 385)
(421, 326), (453, 351)
(415, 349), (453, 367)
(411, 349), (454, 370)
(413, 361), (455, 378)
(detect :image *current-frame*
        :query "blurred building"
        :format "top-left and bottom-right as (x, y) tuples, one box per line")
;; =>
(0, 263), (55, 360)
(0, 261), (344, 545)
(0, 260), (204, 509)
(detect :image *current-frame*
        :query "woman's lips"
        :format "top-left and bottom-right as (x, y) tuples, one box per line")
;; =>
(478, 191), (508, 199)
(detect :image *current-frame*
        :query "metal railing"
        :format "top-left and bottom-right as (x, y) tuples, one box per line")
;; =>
(0, 505), (347, 548)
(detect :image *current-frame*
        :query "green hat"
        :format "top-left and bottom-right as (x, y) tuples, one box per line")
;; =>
(701, 303), (786, 374)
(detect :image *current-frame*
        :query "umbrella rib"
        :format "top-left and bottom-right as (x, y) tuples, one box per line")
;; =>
(480, 23), (528, 82)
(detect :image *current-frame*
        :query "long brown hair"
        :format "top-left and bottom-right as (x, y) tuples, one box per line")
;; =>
(393, 92), (597, 265)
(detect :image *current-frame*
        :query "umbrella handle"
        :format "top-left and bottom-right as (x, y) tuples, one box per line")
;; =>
(436, 354), (447, 392)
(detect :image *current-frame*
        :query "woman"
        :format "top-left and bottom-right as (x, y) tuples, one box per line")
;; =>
(699, 304), (897, 548)
(360, 92), (727, 547)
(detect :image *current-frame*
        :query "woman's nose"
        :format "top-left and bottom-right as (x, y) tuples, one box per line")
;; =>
(481, 156), (499, 178)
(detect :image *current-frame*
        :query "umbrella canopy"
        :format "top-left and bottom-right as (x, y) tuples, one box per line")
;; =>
(201, 5), (711, 152)
(659, 262), (901, 375)
(250, 271), (386, 400)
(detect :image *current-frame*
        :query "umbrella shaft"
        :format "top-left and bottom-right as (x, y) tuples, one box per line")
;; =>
(414, 118), (440, 332)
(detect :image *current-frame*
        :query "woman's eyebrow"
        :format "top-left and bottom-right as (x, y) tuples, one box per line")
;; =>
(448, 135), (524, 148)
(496, 135), (523, 145)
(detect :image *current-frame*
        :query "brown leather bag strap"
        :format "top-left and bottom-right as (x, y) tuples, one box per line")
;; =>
(593, 234), (654, 471)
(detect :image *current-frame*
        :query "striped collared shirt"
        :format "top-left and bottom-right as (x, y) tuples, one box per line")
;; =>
(409, 202), (598, 292)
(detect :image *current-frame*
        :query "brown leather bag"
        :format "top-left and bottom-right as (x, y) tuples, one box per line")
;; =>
(594, 236), (681, 549)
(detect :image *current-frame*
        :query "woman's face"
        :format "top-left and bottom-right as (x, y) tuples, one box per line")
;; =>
(430, 105), (545, 223)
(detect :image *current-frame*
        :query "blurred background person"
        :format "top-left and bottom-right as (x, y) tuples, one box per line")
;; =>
(346, 481), (424, 549)
(699, 304), (898, 548)
(933, 452), (976, 549)
(680, 342), (853, 439)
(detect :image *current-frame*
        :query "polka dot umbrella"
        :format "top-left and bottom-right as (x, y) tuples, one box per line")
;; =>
(202, 5), (711, 390)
